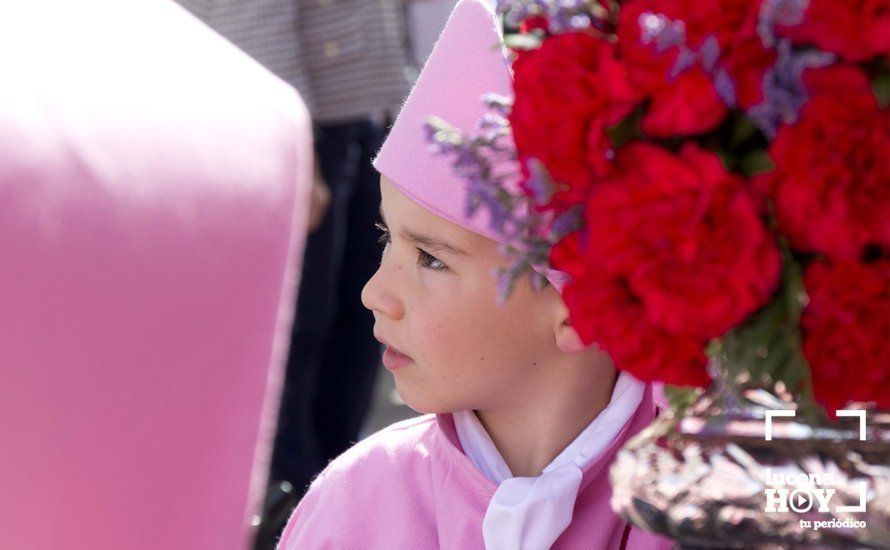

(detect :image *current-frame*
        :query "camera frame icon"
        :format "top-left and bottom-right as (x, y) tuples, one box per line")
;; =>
(762, 409), (869, 514)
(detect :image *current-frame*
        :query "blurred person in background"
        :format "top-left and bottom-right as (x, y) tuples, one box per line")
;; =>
(174, 1), (417, 546)
(407, 0), (459, 65)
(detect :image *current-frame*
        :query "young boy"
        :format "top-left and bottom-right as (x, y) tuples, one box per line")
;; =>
(278, 1), (672, 548)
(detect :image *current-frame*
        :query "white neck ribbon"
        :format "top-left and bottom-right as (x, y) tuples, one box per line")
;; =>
(453, 371), (645, 550)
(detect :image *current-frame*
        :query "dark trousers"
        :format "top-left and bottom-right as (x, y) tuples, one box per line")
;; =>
(269, 119), (386, 494)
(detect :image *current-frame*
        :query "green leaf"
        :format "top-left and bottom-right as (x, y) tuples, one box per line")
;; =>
(713, 239), (821, 420)
(730, 116), (758, 148)
(664, 385), (700, 415)
(716, 149), (735, 171)
(739, 149), (775, 177)
(605, 108), (645, 149)
(873, 72), (890, 109)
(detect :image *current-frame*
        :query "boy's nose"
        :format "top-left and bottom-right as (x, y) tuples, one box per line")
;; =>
(361, 266), (404, 320)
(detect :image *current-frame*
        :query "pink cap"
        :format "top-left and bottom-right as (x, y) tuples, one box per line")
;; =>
(373, 0), (569, 292)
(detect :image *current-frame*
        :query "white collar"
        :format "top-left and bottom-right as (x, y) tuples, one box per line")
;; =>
(453, 371), (646, 550)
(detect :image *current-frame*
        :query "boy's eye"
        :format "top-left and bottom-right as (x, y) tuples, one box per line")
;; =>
(375, 221), (447, 272)
(417, 248), (447, 271)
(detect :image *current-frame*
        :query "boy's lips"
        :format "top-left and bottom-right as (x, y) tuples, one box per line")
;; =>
(374, 333), (414, 371)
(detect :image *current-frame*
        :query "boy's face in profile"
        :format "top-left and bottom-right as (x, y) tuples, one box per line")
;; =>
(362, 176), (566, 414)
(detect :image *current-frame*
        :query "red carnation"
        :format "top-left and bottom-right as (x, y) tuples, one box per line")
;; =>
(802, 260), (890, 414)
(756, 66), (890, 260)
(586, 143), (780, 338)
(510, 32), (639, 211)
(550, 143), (781, 386)
(553, 233), (711, 386)
(617, 0), (774, 137)
(776, 0), (890, 62)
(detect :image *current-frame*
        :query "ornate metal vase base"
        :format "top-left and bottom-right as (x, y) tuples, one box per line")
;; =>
(610, 378), (890, 548)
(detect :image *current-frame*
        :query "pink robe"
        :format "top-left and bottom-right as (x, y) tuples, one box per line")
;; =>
(278, 388), (673, 549)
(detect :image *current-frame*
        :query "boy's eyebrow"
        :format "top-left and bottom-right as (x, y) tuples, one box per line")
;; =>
(379, 204), (469, 257)
(403, 229), (469, 257)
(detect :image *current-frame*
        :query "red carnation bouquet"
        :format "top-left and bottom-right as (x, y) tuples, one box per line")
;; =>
(430, 0), (890, 418)
(426, 0), (890, 417)
(424, 2), (890, 542)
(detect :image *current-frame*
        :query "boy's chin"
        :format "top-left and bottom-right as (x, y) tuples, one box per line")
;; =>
(393, 382), (457, 416)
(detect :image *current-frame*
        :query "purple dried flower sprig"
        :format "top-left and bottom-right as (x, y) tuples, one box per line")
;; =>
(638, 10), (686, 52)
(496, 0), (614, 35)
(757, 0), (809, 48)
(638, 12), (738, 108)
(636, 4), (839, 140)
(746, 39), (834, 138)
(424, 95), (571, 302)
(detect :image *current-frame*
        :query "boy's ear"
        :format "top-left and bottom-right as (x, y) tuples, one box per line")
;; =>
(554, 303), (588, 354)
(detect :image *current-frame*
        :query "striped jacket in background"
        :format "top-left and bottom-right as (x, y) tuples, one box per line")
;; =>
(176, 0), (416, 124)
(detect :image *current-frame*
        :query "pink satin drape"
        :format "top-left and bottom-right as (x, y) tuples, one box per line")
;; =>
(0, 2), (312, 548)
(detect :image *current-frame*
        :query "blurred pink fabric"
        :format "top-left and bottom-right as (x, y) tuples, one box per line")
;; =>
(0, 1), (312, 549)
